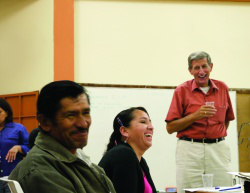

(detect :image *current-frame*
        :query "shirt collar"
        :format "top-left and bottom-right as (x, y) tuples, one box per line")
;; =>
(75, 149), (92, 166)
(4, 122), (15, 128)
(209, 79), (219, 90)
(191, 79), (219, 92)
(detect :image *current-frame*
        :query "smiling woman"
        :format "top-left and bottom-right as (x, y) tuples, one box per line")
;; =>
(98, 107), (157, 193)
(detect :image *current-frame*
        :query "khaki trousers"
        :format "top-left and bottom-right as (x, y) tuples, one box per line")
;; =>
(176, 139), (232, 193)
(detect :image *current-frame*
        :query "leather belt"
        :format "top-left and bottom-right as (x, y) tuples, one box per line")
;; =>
(179, 136), (225, 143)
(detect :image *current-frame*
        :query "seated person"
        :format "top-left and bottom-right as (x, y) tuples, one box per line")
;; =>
(28, 126), (41, 148)
(0, 98), (30, 193)
(99, 107), (157, 193)
(9, 80), (116, 193)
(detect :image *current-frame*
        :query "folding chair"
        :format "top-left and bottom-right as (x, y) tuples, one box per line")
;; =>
(0, 178), (24, 193)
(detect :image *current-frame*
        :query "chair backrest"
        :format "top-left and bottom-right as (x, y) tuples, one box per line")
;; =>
(0, 178), (24, 193)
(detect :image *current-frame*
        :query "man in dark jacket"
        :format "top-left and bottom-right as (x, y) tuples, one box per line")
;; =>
(10, 80), (116, 193)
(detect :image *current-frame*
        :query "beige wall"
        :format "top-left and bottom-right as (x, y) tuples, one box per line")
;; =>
(75, 0), (250, 88)
(1, 0), (249, 93)
(0, 0), (54, 95)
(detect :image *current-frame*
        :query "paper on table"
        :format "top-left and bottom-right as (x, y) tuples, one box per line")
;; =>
(184, 187), (220, 192)
(228, 172), (250, 180)
(184, 187), (242, 192)
(239, 172), (250, 178)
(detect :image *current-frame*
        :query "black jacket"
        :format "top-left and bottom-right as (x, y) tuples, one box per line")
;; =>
(99, 143), (157, 193)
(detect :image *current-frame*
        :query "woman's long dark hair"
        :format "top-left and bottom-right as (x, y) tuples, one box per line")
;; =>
(105, 107), (148, 153)
(0, 98), (13, 123)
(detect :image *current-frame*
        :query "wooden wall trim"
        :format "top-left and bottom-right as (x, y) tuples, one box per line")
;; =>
(94, 0), (250, 2)
(80, 83), (176, 89)
(230, 88), (250, 94)
(190, 0), (250, 1)
(80, 83), (250, 93)
(0, 91), (39, 97)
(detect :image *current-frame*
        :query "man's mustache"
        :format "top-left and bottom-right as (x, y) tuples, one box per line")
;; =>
(70, 128), (88, 135)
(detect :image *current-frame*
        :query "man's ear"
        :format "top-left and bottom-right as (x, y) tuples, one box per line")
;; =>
(209, 63), (213, 72)
(37, 114), (52, 132)
(188, 67), (193, 75)
(120, 126), (129, 138)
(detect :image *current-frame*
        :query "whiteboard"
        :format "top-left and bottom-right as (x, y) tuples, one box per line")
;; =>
(83, 86), (239, 190)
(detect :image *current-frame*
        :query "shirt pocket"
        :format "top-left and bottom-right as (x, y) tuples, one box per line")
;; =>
(216, 104), (228, 123)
